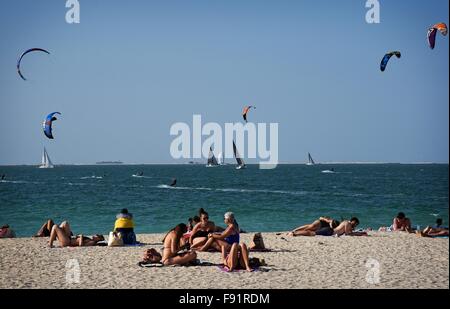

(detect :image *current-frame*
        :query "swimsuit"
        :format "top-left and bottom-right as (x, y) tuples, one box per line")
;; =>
(315, 226), (334, 236)
(224, 233), (240, 245)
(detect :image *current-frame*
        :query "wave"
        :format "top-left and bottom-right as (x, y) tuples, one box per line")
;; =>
(156, 185), (310, 196)
(132, 175), (153, 179)
(0, 180), (41, 184)
(80, 176), (103, 179)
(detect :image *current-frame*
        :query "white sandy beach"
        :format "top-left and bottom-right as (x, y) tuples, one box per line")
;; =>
(0, 232), (448, 289)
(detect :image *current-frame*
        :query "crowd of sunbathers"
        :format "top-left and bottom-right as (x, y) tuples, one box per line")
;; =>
(1, 209), (448, 271)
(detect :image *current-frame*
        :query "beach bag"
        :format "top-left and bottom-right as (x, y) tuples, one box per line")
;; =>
(108, 231), (124, 247)
(249, 232), (265, 250)
(142, 248), (162, 263)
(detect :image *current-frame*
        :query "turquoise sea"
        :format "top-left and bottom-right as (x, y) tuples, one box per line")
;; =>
(0, 164), (448, 237)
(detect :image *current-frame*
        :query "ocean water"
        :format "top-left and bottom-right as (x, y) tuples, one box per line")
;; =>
(0, 164), (448, 237)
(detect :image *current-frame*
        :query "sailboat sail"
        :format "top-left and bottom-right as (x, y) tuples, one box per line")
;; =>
(233, 141), (245, 168)
(207, 147), (219, 166)
(39, 147), (54, 168)
(308, 153), (315, 165)
(217, 152), (223, 165)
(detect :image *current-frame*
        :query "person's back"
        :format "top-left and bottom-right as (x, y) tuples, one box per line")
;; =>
(0, 225), (15, 238)
(114, 209), (136, 244)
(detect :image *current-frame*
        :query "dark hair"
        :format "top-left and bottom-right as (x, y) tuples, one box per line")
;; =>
(396, 212), (405, 219)
(199, 208), (208, 217)
(162, 223), (187, 243)
(436, 218), (443, 226)
(193, 216), (200, 223)
(331, 220), (340, 229)
(350, 217), (360, 225)
(121, 208), (129, 214)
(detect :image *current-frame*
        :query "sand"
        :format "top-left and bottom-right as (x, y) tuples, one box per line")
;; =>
(0, 232), (448, 289)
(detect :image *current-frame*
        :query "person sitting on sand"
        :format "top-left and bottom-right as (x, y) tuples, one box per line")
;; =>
(289, 219), (340, 237)
(392, 212), (412, 233)
(419, 219), (449, 237)
(199, 212), (240, 252)
(33, 219), (55, 237)
(0, 224), (16, 238)
(287, 216), (335, 236)
(187, 216), (200, 232)
(189, 208), (216, 249)
(161, 223), (197, 266)
(48, 221), (104, 247)
(333, 217), (368, 236)
(221, 242), (252, 272)
(114, 208), (137, 245)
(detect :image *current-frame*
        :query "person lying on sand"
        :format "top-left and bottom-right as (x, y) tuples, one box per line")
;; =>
(287, 217), (335, 236)
(48, 221), (104, 247)
(161, 223), (197, 266)
(418, 219), (449, 237)
(333, 217), (368, 236)
(199, 212), (240, 252)
(221, 243), (252, 272)
(189, 208), (216, 249)
(289, 219), (340, 237)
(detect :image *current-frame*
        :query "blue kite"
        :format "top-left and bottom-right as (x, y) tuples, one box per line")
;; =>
(43, 112), (61, 139)
(380, 51), (401, 72)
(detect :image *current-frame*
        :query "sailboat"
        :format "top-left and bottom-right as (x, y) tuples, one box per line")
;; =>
(206, 147), (219, 167)
(39, 147), (54, 168)
(233, 141), (246, 170)
(217, 152), (224, 165)
(306, 153), (315, 166)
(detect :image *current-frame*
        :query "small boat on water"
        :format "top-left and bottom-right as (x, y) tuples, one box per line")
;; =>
(306, 153), (315, 166)
(233, 141), (246, 170)
(39, 147), (54, 168)
(206, 147), (219, 167)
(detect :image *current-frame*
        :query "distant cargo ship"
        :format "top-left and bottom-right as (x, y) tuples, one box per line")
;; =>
(96, 161), (123, 165)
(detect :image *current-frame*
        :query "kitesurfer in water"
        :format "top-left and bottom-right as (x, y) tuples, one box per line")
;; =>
(170, 178), (177, 187)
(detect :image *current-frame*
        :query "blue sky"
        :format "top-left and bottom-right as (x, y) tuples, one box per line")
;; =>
(0, 0), (448, 164)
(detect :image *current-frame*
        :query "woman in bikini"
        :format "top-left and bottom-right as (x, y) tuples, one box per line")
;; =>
(161, 223), (197, 266)
(199, 212), (240, 252)
(189, 208), (216, 249)
(287, 217), (334, 236)
(221, 242), (252, 272)
(48, 221), (104, 247)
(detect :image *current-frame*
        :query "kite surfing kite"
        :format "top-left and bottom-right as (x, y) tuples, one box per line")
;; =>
(427, 23), (448, 49)
(43, 112), (61, 139)
(17, 48), (50, 81)
(380, 51), (401, 72)
(242, 105), (256, 122)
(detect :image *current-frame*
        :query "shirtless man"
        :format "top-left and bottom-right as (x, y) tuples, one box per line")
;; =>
(333, 217), (368, 236)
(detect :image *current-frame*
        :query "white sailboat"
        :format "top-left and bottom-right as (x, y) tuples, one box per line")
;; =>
(233, 141), (246, 170)
(306, 152), (315, 166)
(217, 152), (224, 165)
(39, 147), (54, 168)
(206, 147), (219, 167)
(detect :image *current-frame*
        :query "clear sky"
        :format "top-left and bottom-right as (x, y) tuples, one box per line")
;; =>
(0, 0), (448, 165)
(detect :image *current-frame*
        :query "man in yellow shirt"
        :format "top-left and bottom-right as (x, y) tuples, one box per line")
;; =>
(114, 209), (136, 244)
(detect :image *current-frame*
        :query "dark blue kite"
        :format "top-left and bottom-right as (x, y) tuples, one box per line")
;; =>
(43, 112), (61, 139)
(380, 51), (401, 72)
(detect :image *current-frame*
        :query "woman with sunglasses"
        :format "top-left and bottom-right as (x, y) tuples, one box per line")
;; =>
(189, 208), (216, 249)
